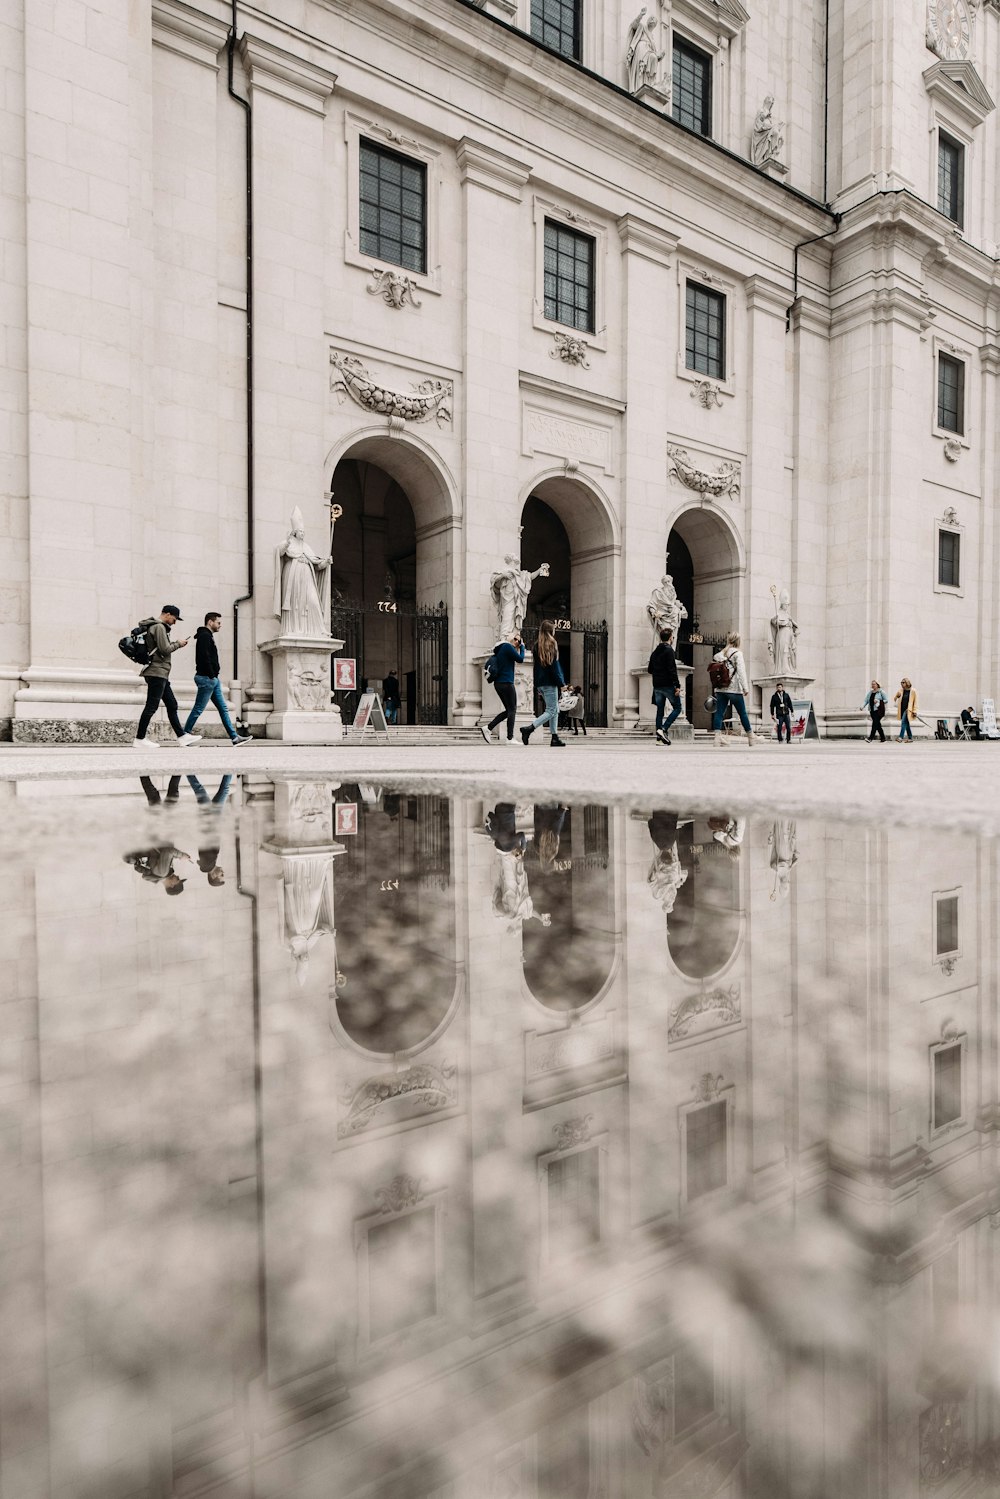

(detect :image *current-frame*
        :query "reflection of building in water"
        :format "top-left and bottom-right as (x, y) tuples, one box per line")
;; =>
(4, 787), (1000, 1497)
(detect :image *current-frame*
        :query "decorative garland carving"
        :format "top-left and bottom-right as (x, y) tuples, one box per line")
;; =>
(330, 351), (453, 426)
(668, 986), (741, 1040)
(667, 444), (741, 502)
(374, 1173), (424, 1214)
(338, 1062), (457, 1138)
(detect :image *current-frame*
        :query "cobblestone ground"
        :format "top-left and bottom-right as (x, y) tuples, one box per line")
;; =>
(0, 735), (994, 833)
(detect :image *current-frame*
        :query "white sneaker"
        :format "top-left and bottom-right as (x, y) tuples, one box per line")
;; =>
(132, 738), (157, 748)
(479, 725), (493, 744)
(177, 733), (202, 746)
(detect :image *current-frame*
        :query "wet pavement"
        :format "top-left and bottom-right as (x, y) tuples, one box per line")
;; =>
(2, 772), (999, 1498)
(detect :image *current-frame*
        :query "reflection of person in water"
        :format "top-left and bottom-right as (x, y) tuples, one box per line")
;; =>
(140, 775), (181, 805)
(646, 810), (688, 917)
(486, 803), (551, 929)
(533, 804), (569, 874)
(188, 774), (232, 887)
(123, 842), (191, 894)
(711, 815), (746, 858)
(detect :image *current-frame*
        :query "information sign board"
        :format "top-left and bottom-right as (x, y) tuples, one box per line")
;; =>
(981, 698), (1000, 738)
(334, 658), (357, 691)
(351, 690), (389, 735)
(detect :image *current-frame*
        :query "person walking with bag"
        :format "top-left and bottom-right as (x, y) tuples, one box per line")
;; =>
(182, 613), (252, 744)
(893, 677), (917, 743)
(521, 620), (567, 748)
(861, 679), (888, 742)
(480, 633), (524, 744)
(648, 628), (682, 745)
(133, 605), (201, 748)
(710, 632), (755, 747)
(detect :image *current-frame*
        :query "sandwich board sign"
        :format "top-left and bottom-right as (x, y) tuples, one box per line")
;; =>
(788, 700), (818, 742)
(351, 690), (389, 736)
(981, 698), (1000, 739)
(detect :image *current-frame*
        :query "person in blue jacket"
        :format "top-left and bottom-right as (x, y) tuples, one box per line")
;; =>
(860, 679), (888, 743)
(480, 632), (525, 743)
(521, 620), (567, 748)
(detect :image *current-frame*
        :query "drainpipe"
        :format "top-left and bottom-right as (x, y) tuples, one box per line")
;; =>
(228, 0), (255, 691)
(785, 218), (840, 331)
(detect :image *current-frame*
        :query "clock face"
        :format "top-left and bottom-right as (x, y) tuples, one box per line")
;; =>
(929, 0), (972, 58)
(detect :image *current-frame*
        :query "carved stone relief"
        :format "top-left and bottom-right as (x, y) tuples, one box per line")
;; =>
(691, 379), (723, 408)
(338, 1062), (458, 1138)
(552, 1115), (594, 1149)
(374, 1173), (425, 1214)
(368, 267), (422, 309)
(668, 986), (741, 1041)
(667, 444), (741, 501)
(331, 351), (453, 425)
(550, 331), (591, 367)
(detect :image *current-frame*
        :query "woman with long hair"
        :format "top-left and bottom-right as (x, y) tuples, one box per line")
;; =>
(893, 677), (917, 743)
(521, 620), (567, 748)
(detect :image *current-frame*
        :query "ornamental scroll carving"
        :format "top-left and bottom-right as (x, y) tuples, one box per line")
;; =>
(668, 986), (741, 1041)
(374, 1174), (424, 1214)
(667, 445), (741, 502)
(331, 351), (453, 426)
(338, 1063), (457, 1138)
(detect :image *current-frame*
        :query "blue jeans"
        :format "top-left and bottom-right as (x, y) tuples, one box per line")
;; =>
(775, 713), (791, 742)
(713, 691), (752, 733)
(898, 715), (912, 740)
(654, 688), (682, 734)
(532, 685), (560, 735)
(184, 675), (237, 739)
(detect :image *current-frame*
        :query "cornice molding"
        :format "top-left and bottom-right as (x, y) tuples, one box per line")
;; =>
(456, 138), (532, 200)
(787, 295), (832, 337)
(239, 34), (337, 115)
(151, 0), (230, 69)
(617, 213), (679, 267)
(672, 0), (751, 42)
(923, 60), (996, 129)
(744, 274), (788, 316)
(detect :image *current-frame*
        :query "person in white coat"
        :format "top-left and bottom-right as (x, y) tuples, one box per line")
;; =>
(711, 632), (755, 747)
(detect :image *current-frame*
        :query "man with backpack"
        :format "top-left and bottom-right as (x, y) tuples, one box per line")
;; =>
(709, 632), (755, 747)
(181, 612), (251, 744)
(131, 605), (201, 748)
(480, 632), (525, 744)
(647, 627), (682, 745)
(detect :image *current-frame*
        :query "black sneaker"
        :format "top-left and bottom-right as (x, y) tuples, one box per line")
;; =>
(520, 726), (532, 746)
(231, 734), (253, 745)
(550, 735), (566, 747)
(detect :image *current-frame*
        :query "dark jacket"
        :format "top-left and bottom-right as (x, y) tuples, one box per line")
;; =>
(383, 673), (400, 704)
(532, 650), (565, 691)
(487, 804), (525, 854)
(194, 626), (221, 678)
(139, 617), (184, 680)
(648, 642), (680, 692)
(769, 689), (793, 718)
(491, 640), (524, 685)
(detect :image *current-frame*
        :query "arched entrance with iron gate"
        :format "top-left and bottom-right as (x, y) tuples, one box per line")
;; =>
(665, 507), (743, 729)
(518, 472), (618, 728)
(327, 434), (458, 725)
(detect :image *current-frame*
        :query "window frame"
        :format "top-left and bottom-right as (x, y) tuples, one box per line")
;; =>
(936, 351), (966, 435)
(532, 197), (608, 352)
(685, 280), (726, 380)
(671, 32), (713, 138)
(354, 1181), (448, 1356)
(537, 1128), (609, 1270)
(530, 0), (582, 62)
(931, 336), (972, 453)
(937, 128), (965, 227)
(676, 261), (737, 397)
(936, 525), (962, 593)
(929, 1030), (967, 1139)
(679, 1080), (735, 1209)
(932, 888), (961, 962)
(543, 217), (596, 335)
(358, 137), (428, 278)
(344, 114), (442, 297)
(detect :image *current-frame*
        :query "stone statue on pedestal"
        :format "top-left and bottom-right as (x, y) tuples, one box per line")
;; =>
(646, 572), (687, 648)
(490, 554), (550, 638)
(769, 586), (799, 676)
(273, 507), (332, 637)
(625, 7), (663, 94)
(751, 95), (785, 168)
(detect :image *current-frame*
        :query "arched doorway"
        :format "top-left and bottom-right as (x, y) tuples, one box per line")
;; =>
(328, 435), (457, 725)
(521, 805), (617, 1010)
(666, 508), (742, 729)
(519, 475), (617, 727)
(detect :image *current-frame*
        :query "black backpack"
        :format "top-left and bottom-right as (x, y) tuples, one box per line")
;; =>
(484, 652), (498, 684)
(119, 622), (155, 666)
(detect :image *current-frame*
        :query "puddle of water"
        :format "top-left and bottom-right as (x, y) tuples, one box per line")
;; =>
(1, 774), (998, 1499)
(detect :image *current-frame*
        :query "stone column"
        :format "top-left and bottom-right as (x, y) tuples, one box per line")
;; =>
(238, 36), (335, 723)
(0, 1), (28, 736)
(618, 215), (678, 724)
(455, 139), (531, 726)
(978, 340), (1000, 700)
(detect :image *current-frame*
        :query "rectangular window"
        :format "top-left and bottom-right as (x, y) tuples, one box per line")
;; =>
(936, 894), (959, 955)
(547, 1147), (601, 1259)
(937, 131), (964, 226)
(672, 37), (712, 137)
(367, 1209), (437, 1341)
(937, 353), (965, 434)
(685, 282), (726, 379)
(359, 139), (427, 275)
(673, 1346), (715, 1436)
(543, 220), (595, 333)
(937, 530), (961, 590)
(686, 1100), (728, 1200)
(933, 1044), (962, 1130)
(531, 0), (581, 60)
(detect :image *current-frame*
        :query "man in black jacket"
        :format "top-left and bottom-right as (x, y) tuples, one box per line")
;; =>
(647, 628), (682, 745)
(182, 612), (252, 743)
(769, 682), (794, 743)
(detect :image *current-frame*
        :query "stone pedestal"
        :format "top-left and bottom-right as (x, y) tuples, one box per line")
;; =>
(630, 665), (695, 740)
(755, 674), (817, 736)
(260, 635), (345, 743)
(634, 81), (670, 110)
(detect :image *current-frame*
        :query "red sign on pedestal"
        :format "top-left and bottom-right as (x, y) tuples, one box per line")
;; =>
(334, 658), (357, 691)
(335, 803), (358, 836)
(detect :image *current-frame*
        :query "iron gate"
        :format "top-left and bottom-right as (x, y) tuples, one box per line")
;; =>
(330, 599), (448, 726)
(522, 618), (609, 728)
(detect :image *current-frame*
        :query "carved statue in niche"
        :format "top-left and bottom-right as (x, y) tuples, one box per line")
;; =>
(646, 570), (688, 648)
(490, 553), (550, 638)
(625, 6), (664, 94)
(769, 585), (799, 675)
(273, 507), (332, 637)
(750, 95), (785, 167)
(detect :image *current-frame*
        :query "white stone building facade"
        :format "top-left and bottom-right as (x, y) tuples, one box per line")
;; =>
(2, 0), (1000, 737)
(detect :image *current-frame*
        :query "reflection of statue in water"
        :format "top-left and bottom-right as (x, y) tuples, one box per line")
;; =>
(769, 585), (799, 675)
(751, 95), (784, 167)
(273, 507), (332, 637)
(490, 554), (550, 638)
(625, 7), (663, 94)
(282, 855), (336, 984)
(768, 819), (798, 901)
(485, 804), (551, 930)
(647, 811), (688, 918)
(646, 572), (688, 648)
